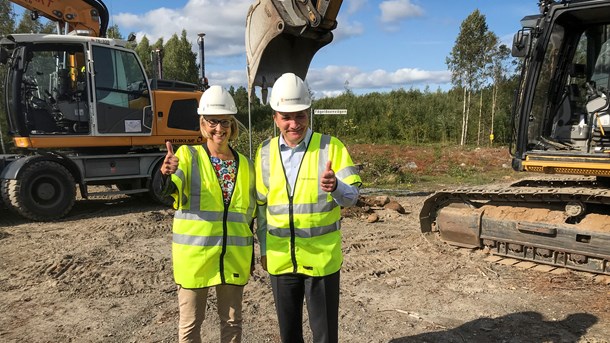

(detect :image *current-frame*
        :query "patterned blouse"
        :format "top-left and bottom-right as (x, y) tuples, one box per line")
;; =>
(210, 156), (236, 205)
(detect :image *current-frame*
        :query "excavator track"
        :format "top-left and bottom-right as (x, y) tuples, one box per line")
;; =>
(420, 180), (610, 275)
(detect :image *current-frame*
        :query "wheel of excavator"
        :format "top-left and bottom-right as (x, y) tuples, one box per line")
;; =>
(1, 161), (76, 221)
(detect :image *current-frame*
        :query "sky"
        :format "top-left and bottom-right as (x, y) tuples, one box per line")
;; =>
(14, 0), (538, 98)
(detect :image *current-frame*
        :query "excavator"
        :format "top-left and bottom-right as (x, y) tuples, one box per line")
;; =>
(0, 0), (344, 221)
(420, 0), (610, 275)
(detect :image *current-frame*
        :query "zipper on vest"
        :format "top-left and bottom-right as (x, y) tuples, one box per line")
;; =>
(219, 204), (229, 284)
(214, 146), (239, 285)
(278, 136), (311, 274)
(288, 194), (297, 273)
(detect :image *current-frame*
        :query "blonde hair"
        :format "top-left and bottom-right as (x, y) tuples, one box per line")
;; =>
(200, 116), (239, 141)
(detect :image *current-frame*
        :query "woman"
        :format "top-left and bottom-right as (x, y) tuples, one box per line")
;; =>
(160, 85), (256, 343)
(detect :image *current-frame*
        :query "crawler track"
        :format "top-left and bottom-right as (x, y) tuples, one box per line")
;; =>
(420, 179), (610, 275)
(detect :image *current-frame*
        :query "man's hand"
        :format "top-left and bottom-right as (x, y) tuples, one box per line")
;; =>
(320, 160), (337, 193)
(161, 141), (179, 176)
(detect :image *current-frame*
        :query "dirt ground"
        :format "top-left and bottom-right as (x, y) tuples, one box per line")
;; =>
(1, 147), (610, 342)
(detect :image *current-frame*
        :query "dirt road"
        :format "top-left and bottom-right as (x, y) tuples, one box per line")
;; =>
(1, 192), (609, 342)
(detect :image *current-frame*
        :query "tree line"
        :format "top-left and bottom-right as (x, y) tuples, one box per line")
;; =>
(0, 2), (519, 153)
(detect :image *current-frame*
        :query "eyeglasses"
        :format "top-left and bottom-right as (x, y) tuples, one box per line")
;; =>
(204, 118), (232, 128)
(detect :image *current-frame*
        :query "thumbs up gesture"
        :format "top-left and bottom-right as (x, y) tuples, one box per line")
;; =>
(161, 141), (179, 176)
(320, 160), (337, 193)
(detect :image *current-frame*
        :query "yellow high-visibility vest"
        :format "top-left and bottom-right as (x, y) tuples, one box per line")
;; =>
(171, 145), (256, 288)
(255, 133), (361, 276)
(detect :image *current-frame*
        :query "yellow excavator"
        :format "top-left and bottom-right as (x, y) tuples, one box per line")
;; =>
(420, 0), (610, 275)
(0, 0), (344, 221)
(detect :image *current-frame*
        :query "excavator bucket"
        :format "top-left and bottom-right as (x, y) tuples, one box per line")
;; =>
(245, 0), (343, 102)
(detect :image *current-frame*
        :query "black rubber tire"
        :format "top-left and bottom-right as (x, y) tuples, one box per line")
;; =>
(2, 161), (76, 221)
(148, 165), (174, 207)
(0, 178), (16, 212)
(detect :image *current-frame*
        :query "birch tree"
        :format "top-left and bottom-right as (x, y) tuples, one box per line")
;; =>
(446, 10), (497, 145)
(489, 44), (511, 145)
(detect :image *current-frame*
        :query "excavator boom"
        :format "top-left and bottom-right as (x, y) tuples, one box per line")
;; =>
(245, 0), (343, 101)
(10, 0), (109, 37)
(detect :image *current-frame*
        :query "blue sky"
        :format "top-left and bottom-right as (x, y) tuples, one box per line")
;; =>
(13, 0), (537, 98)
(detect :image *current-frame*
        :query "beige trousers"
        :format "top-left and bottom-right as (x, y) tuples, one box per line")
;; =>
(178, 284), (244, 343)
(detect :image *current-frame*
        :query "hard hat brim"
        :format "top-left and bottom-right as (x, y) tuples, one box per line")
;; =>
(271, 103), (310, 113)
(198, 109), (237, 115)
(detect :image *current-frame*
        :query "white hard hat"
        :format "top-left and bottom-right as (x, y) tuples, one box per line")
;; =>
(197, 85), (237, 115)
(269, 73), (311, 112)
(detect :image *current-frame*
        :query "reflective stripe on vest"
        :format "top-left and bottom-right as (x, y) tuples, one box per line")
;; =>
(174, 209), (252, 223)
(268, 222), (339, 238)
(173, 233), (254, 247)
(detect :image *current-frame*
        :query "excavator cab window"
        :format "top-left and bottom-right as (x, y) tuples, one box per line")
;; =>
(522, 11), (610, 153)
(18, 43), (90, 135)
(591, 39), (610, 92)
(92, 45), (151, 135)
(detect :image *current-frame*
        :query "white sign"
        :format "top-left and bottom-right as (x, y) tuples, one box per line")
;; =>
(314, 109), (348, 115)
(124, 120), (142, 132)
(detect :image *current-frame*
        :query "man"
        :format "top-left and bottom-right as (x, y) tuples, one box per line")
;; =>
(255, 73), (361, 343)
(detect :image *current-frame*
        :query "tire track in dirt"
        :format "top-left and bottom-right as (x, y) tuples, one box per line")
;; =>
(1, 208), (175, 299)
(9, 250), (172, 297)
(3, 191), (610, 342)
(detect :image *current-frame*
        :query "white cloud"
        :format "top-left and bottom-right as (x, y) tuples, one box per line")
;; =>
(207, 69), (247, 89)
(318, 90), (345, 99)
(230, 65), (450, 99)
(109, 0), (449, 97)
(346, 0), (367, 14)
(113, 0), (367, 58)
(112, 0), (251, 59)
(379, 0), (424, 24)
(112, 13), (141, 27)
(315, 65), (450, 87)
(307, 65), (451, 96)
(333, 16), (365, 41)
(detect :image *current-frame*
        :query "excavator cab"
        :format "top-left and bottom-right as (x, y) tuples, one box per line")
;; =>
(3, 39), (87, 136)
(511, 3), (610, 160)
(245, 0), (343, 102)
(2, 34), (155, 140)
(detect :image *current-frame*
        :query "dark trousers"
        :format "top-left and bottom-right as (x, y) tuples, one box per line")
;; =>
(270, 271), (340, 343)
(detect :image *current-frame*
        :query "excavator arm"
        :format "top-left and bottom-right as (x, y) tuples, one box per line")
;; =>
(245, 0), (343, 101)
(10, 0), (109, 37)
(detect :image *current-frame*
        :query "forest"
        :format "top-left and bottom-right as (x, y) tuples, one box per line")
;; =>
(0, 1), (520, 155)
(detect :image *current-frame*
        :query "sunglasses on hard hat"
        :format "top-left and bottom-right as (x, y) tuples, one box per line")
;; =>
(204, 118), (232, 128)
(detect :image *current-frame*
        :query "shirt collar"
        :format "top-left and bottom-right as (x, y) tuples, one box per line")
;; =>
(279, 128), (312, 150)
